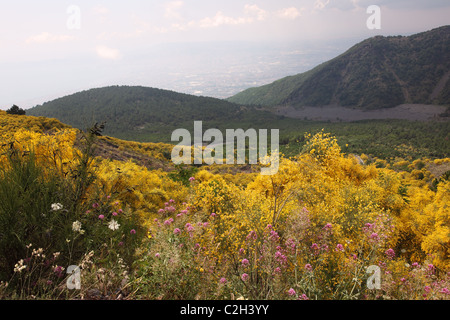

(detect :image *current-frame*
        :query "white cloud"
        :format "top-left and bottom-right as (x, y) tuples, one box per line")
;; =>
(277, 7), (303, 20)
(26, 32), (75, 44)
(244, 4), (268, 21)
(96, 45), (122, 60)
(197, 11), (249, 28)
(188, 4), (268, 29)
(165, 1), (184, 19)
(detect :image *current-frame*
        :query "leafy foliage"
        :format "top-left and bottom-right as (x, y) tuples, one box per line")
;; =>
(6, 105), (26, 115)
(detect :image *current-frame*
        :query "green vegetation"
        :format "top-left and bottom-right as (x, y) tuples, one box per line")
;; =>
(0, 128), (143, 298)
(25, 86), (449, 161)
(28, 86), (274, 142)
(6, 105), (26, 115)
(228, 26), (450, 109)
(1, 98), (450, 301)
(276, 119), (450, 160)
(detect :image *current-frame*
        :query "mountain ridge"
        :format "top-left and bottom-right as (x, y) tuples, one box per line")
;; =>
(227, 26), (450, 109)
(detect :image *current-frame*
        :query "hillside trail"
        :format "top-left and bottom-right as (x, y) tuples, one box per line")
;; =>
(430, 69), (450, 101)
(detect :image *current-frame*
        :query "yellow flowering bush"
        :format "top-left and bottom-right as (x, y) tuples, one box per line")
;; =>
(1, 112), (449, 300)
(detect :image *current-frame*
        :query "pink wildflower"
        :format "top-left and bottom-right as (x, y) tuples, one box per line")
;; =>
(275, 251), (287, 264)
(323, 223), (333, 230)
(164, 218), (174, 226)
(370, 232), (379, 240)
(310, 243), (319, 254)
(269, 230), (280, 241)
(385, 248), (395, 260)
(246, 230), (257, 241)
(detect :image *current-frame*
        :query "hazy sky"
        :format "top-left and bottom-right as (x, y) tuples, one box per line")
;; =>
(1, 0), (449, 108)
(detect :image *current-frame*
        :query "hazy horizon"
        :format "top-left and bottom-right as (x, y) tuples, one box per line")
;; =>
(1, 1), (449, 109)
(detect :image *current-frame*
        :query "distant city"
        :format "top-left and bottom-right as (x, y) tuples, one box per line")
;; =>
(134, 40), (354, 99)
(2, 39), (355, 109)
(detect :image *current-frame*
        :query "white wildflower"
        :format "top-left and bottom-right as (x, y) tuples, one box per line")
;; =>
(32, 248), (44, 257)
(72, 220), (84, 234)
(108, 219), (120, 231)
(14, 260), (26, 273)
(51, 203), (63, 211)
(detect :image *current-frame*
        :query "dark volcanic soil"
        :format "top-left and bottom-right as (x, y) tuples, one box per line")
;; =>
(273, 104), (448, 122)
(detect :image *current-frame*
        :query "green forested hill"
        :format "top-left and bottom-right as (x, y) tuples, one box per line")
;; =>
(27, 86), (276, 141)
(228, 26), (450, 110)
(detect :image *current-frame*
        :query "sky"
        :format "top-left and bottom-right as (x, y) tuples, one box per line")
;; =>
(0, 0), (449, 109)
